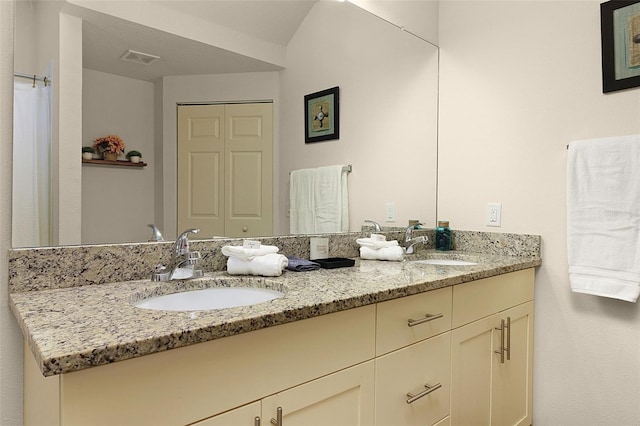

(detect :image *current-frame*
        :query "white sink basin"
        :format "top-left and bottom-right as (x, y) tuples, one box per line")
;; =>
(412, 259), (478, 266)
(134, 287), (284, 311)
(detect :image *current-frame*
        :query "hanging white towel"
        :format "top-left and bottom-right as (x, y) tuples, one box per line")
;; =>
(567, 135), (640, 302)
(290, 165), (349, 234)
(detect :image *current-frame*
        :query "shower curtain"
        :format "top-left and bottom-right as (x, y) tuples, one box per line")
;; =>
(12, 80), (52, 247)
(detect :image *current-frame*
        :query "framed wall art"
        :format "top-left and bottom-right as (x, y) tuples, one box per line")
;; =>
(601, 0), (640, 93)
(304, 86), (340, 143)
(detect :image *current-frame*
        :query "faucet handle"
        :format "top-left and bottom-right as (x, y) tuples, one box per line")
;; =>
(174, 228), (200, 255)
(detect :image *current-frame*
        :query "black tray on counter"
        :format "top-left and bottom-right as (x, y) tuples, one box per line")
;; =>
(313, 257), (356, 269)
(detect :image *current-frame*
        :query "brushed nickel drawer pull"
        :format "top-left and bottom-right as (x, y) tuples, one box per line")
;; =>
(506, 316), (511, 361)
(407, 312), (443, 327)
(255, 417), (261, 426)
(495, 319), (506, 364)
(406, 382), (442, 404)
(270, 407), (282, 426)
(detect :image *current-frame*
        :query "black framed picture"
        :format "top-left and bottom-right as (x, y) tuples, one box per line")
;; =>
(601, 0), (640, 93)
(304, 86), (339, 143)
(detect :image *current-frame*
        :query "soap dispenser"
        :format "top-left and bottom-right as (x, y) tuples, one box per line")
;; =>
(435, 221), (451, 251)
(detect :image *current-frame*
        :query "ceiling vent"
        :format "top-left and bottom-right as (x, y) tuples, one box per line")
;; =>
(120, 49), (160, 65)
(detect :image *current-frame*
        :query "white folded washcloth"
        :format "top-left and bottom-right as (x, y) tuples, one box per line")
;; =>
(226, 253), (289, 277)
(221, 245), (279, 260)
(359, 246), (404, 262)
(356, 237), (399, 250)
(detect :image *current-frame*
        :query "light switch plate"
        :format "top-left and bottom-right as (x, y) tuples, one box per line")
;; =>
(385, 202), (396, 222)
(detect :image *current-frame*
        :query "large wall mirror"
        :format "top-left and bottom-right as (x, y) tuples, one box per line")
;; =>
(12, 0), (439, 248)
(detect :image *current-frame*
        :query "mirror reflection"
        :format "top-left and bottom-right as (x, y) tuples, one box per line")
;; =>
(13, 0), (439, 248)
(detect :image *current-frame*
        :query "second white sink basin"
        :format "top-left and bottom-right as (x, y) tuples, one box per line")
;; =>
(412, 259), (478, 266)
(134, 287), (284, 311)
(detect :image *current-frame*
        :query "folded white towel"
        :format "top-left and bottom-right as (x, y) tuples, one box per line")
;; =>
(356, 237), (400, 249)
(359, 246), (404, 262)
(226, 253), (289, 277)
(567, 135), (640, 302)
(221, 245), (279, 260)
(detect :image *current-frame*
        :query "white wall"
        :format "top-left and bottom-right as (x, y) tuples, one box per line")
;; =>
(0, 2), (23, 424)
(278, 1), (439, 234)
(161, 72), (279, 239)
(438, 1), (640, 423)
(82, 69), (155, 244)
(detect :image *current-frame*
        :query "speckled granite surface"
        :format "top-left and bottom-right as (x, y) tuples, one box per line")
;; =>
(8, 230), (541, 376)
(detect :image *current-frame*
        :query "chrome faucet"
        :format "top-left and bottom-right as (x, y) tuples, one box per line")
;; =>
(152, 228), (203, 281)
(364, 220), (382, 232)
(404, 223), (428, 254)
(147, 224), (165, 242)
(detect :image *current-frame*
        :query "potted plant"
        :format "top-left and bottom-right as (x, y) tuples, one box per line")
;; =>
(82, 146), (95, 160)
(126, 150), (142, 163)
(93, 134), (125, 161)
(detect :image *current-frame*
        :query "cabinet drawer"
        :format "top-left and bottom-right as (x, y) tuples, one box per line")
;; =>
(375, 332), (451, 426)
(452, 269), (534, 328)
(376, 286), (452, 356)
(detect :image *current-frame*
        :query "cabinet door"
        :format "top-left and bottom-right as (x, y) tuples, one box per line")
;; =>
(194, 401), (260, 426)
(261, 361), (374, 426)
(375, 332), (450, 426)
(450, 314), (496, 426)
(491, 301), (534, 426)
(451, 302), (534, 426)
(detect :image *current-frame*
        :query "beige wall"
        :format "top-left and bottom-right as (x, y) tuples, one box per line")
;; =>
(278, 1), (439, 234)
(438, 1), (640, 423)
(82, 69), (156, 244)
(1, 2), (23, 424)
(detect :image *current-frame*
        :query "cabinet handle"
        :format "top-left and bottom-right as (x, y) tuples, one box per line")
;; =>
(406, 382), (442, 404)
(270, 407), (282, 426)
(407, 312), (443, 327)
(506, 316), (511, 361)
(255, 417), (261, 426)
(495, 319), (506, 364)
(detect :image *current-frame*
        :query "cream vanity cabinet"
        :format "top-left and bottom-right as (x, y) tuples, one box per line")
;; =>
(374, 286), (453, 426)
(24, 269), (535, 426)
(450, 268), (535, 426)
(24, 305), (377, 426)
(198, 361), (375, 426)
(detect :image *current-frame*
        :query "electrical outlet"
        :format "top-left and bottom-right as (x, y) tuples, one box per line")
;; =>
(385, 203), (396, 222)
(487, 203), (502, 227)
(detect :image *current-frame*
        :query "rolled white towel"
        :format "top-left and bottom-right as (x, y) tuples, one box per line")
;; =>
(359, 246), (404, 262)
(221, 244), (279, 260)
(227, 253), (289, 277)
(356, 238), (399, 249)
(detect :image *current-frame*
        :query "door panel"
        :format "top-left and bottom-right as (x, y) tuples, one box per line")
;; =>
(178, 103), (272, 238)
(225, 103), (273, 237)
(177, 105), (225, 237)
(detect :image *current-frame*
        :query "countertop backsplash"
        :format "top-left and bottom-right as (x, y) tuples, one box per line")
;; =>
(8, 229), (540, 293)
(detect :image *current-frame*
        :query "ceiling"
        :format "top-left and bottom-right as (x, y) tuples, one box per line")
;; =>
(77, 1), (318, 82)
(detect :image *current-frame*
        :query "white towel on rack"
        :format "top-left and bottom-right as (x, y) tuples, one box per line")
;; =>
(567, 135), (640, 302)
(290, 165), (349, 234)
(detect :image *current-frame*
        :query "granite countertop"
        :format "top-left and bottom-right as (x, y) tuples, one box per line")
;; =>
(10, 251), (540, 377)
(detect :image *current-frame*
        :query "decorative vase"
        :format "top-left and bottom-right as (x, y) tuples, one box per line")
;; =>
(129, 156), (141, 163)
(82, 152), (93, 160)
(104, 152), (117, 161)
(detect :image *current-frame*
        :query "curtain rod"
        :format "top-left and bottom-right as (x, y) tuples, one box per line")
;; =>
(14, 72), (51, 87)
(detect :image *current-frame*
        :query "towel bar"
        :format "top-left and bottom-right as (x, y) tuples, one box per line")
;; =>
(289, 164), (352, 175)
